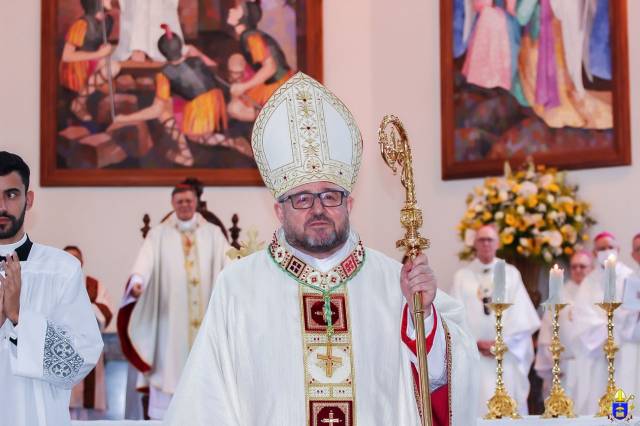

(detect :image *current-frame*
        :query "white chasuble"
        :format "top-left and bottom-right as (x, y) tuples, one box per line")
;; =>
(0, 239), (103, 426)
(452, 258), (541, 416)
(118, 213), (230, 398)
(164, 231), (479, 426)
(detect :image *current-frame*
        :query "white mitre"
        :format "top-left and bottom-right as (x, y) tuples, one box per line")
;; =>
(251, 72), (363, 198)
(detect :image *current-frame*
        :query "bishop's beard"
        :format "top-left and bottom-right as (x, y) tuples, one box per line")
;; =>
(283, 213), (350, 255)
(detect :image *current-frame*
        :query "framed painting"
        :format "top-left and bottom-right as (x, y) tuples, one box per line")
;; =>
(440, 0), (630, 180)
(41, 0), (323, 186)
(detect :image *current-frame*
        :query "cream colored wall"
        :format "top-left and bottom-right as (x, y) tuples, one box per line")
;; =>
(1, 1), (639, 330)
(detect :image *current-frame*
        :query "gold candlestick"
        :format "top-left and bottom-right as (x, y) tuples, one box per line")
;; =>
(542, 303), (576, 418)
(595, 302), (622, 417)
(484, 302), (521, 420)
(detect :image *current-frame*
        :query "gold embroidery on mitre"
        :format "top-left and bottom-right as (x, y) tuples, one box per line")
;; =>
(251, 72), (363, 199)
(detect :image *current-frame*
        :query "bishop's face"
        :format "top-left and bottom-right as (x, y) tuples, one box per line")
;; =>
(275, 181), (353, 259)
(0, 171), (33, 244)
(171, 190), (198, 222)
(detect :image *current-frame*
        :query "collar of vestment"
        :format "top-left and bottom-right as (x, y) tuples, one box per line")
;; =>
(173, 213), (199, 232)
(470, 257), (499, 274)
(0, 234), (33, 261)
(268, 231), (366, 294)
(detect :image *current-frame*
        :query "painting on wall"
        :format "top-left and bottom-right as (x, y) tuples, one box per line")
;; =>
(440, 0), (630, 180)
(41, 0), (323, 186)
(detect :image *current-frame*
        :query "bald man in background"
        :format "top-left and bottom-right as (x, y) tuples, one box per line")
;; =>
(452, 224), (540, 415)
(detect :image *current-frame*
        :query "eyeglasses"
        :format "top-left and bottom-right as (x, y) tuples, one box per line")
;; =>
(279, 190), (347, 210)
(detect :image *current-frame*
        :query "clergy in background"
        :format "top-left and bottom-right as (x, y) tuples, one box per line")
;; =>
(65, 245), (113, 418)
(164, 72), (479, 426)
(567, 232), (640, 415)
(117, 183), (231, 420)
(534, 250), (593, 400)
(0, 151), (103, 426)
(452, 224), (540, 416)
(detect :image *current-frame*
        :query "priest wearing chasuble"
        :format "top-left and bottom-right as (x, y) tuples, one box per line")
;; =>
(452, 224), (540, 416)
(164, 73), (479, 426)
(118, 184), (231, 420)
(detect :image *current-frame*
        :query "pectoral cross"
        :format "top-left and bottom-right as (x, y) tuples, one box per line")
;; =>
(317, 342), (342, 378)
(320, 410), (342, 424)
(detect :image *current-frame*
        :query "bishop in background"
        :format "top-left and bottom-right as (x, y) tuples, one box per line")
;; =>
(164, 73), (479, 426)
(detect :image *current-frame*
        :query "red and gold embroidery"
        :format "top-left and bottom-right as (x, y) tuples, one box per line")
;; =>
(268, 233), (365, 426)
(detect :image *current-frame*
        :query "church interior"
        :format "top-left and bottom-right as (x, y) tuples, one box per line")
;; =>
(2, 0), (640, 425)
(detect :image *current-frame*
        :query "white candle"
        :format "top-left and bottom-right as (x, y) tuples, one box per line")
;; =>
(493, 260), (506, 303)
(603, 254), (617, 302)
(548, 264), (564, 305)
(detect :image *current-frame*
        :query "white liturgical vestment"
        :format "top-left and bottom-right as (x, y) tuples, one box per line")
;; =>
(0, 236), (103, 426)
(164, 230), (479, 426)
(565, 262), (640, 415)
(452, 257), (541, 416)
(119, 213), (230, 419)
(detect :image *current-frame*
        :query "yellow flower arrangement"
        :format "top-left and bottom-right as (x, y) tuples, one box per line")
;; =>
(457, 161), (596, 264)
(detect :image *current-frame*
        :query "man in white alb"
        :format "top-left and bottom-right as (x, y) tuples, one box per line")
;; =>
(452, 224), (540, 416)
(0, 151), (103, 426)
(118, 183), (230, 420)
(163, 72), (480, 426)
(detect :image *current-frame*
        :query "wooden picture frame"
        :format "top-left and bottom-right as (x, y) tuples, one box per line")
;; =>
(41, 0), (323, 186)
(440, 0), (630, 180)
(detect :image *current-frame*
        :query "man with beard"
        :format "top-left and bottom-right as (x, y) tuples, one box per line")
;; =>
(0, 151), (103, 425)
(163, 73), (479, 426)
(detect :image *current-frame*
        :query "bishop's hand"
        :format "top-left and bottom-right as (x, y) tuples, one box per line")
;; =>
(0, 253), (21, 325)
(477, 340), (495, 358)
(400, 254), (437, 316)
